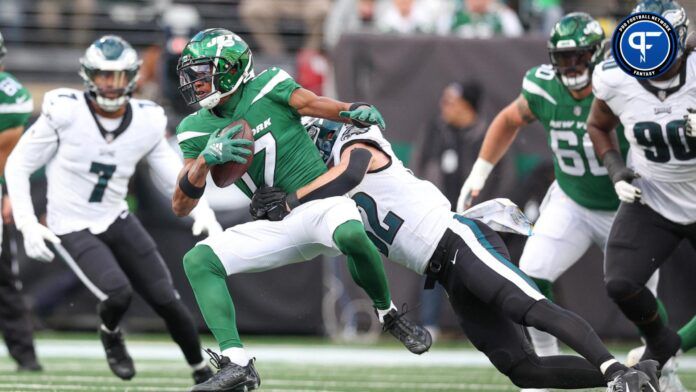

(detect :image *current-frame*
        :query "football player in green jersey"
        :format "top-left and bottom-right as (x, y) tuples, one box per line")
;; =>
(0, 31), (42, 372)
(457, 13), (665, 392)
(171, 28), (430, 392)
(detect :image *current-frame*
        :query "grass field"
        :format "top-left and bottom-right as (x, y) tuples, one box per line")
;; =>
(1, 334), (695, 392)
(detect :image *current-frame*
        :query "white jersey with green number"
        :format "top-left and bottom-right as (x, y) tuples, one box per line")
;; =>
(593, 55), (696, 224)
(329, 125), (452, 274)
(5, 88), (181, 235)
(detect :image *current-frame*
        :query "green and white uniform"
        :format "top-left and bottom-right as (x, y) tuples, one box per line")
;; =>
(177, 67), (361, 275)
(0, 71), (32, 246)
(518, 65), (658, 294)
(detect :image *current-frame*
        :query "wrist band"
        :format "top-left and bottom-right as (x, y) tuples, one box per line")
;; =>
(179, 170), (206, 199)
(286, 193), (301, 209)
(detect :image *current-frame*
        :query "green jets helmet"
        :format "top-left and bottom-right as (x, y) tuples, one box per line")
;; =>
(303, 117), (344, 164)
(79, 35), (141, 112)
(547, 12), (605, 90)
(633, 0), (689, 59)
(0, 31), (6, 66)
(177, 28), (254, 109)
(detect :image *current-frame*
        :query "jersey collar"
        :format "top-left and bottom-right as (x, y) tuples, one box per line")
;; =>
(84, 92), (133, 143)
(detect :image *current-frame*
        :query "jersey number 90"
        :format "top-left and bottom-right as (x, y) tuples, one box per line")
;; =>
(634, 120), (696, 163)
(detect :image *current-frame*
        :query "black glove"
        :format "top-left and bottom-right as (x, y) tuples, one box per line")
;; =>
(250, 186), (290, 221)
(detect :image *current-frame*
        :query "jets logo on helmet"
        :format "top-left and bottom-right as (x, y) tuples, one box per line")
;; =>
(177, 28), (254, 110)
(548, 12), (605, 90)
(79, 35), (141, 112)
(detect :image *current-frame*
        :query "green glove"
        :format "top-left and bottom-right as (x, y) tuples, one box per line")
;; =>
(200, 124), (253, 166)
(339, 105), (386, 130)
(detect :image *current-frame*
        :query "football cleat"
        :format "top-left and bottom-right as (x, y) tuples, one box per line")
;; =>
(99, 327), (135, 380)
(626, 345), (646, 367)
(191, 349), (260, 392)
(607, 362), (658, 392)
(192, 366), (214, 385)
(381, 306), (432, 355)
(632, 359), (661, 391)
(16, 361), (43, 372)
(659, 357), (686, 392)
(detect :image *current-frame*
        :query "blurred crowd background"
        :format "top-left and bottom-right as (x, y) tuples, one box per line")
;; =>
(2, 0), (696, 343)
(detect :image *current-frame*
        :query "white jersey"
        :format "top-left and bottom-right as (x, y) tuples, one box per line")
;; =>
(330, 125), (452, 274)
(6, 88), (184, 235)
(593, 55), (696, 224)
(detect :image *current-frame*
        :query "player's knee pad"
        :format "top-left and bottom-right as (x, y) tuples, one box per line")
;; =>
(183, 245), (225, 281)
(332, 220), (369, 254)
(605, 277), (643, 302)
(146, 278), (178, 307)
(486, 347), (528, 377)
(99, 285), (133, 314)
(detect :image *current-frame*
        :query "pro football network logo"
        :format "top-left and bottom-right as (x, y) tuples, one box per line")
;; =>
(612, 12), (678, 78)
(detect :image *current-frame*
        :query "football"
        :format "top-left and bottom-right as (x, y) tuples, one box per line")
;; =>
(210, 119), (255, 188)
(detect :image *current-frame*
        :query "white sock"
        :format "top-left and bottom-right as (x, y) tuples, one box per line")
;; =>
(221, 347), (249, 367)
(527, 327), (559, 357)
(191, 360), (208, 371)
(100, 324), (119, 334)
(600, 359), (619, 376)
(377, 302), (397, 324)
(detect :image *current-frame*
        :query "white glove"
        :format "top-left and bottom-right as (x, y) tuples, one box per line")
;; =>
(456, 158), (494, 213)
(615, 180), (642, 203)
(685, 108), (696, 137)
(20, 221), (61, 262)
(190, 206), (223, 237)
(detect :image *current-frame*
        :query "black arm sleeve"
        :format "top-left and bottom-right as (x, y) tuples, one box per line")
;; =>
(602, 150), (628, 183)
(287, 148), (372, 208)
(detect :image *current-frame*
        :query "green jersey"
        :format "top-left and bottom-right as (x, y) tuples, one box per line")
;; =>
(521, 65), (628, 211)
(0, 71), (32, 183)
(0, 71), (32, 131)
(177, 67), (327, 198)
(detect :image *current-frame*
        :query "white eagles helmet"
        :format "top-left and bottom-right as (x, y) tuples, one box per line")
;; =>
(79, 35), (141, 112)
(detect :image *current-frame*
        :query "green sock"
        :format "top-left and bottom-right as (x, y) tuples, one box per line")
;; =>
(531, 277), (554, 302)
(678, 315), (696, 352)
(656, 298), (669, 325)
(333, 220), (391, 310)
(183, 245), (242, 351)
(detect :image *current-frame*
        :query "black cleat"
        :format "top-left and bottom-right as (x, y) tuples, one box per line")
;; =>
(191, 349), (260, 392)
(607, 365), (658, 392)
(632, 359), (661, 391)
(192, 366), (214, 384)
(381, 306), (432, 355)
(642, 328), (681, 367)
(17, 361), (43, 372)
(99, 327), (135, 380)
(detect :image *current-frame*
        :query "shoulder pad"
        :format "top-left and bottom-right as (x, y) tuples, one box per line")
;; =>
(41, 88), (82, 129)
(522, 64), (559, 106)
(592, 59), (627, 101)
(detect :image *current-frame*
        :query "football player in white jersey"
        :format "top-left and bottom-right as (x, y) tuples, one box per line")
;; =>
(588, 0), (696, 389)
(4, 36), (222, 384)
(252, 118), (661, 391)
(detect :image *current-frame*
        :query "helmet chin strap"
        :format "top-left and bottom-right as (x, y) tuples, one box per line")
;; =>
(561, 68), (590, 90)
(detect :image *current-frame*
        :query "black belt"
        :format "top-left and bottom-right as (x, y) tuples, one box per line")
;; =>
(423, 237), (448, 290)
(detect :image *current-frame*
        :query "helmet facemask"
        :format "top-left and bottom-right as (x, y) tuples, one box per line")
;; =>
(303, 117), (342, 164)
(177, 54), (253, 110)
(549, 47), (597, 90)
